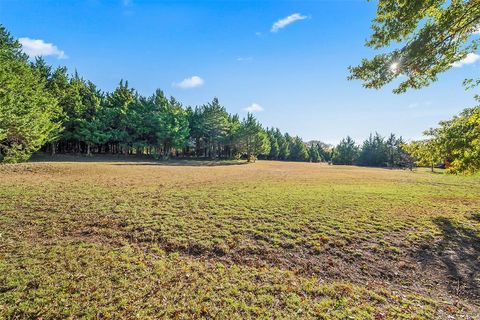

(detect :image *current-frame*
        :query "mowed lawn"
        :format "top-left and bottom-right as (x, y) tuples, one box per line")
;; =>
(0, 160), (479, 319)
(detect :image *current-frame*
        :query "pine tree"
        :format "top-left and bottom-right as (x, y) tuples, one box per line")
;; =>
(0, 25), (61, 163)
(237, 113), (270, 162)
(309, 145), (321, 163)
(267, 128), (280, 160)
(289, 136), (309, 161)
(332, 136), (359, 165)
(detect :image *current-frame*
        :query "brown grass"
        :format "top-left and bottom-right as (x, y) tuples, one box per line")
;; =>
(0, 159), (479, 318)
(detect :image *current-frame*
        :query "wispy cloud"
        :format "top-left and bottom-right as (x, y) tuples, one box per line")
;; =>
(244, 103), (264, 113)
(121, 0), (135, 15)
(236, 56), (253, 62)
(408, 101), (432, 109)
(452, 53), (479, 67)
(271, 13), (308, 33)
(173, 76), (204, 89)
(19, 37), (67, 59)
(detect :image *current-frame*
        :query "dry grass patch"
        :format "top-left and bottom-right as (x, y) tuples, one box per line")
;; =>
(1, 160), (479, 318)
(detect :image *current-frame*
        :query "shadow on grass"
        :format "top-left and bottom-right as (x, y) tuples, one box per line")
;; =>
(30, 153), (248, 167)
(111, 160), (248, 167)
(415, 215), (480, 301)
(470, 213), (480, 222)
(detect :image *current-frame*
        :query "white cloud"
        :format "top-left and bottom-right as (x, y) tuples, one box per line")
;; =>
(473, 25), (480, 35)
(271, 13), (307, 33)
(173, 76), (204, 89)
(452, 53), (480, 67)
(18, 37), (67, 59)
(244, 103), (264, 113)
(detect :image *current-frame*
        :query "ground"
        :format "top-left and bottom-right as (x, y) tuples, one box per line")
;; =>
(0, 157), (479, 319)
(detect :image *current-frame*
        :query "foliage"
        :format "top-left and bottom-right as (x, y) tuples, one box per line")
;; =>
(308, 144), (321, 162)
(1, 23), (283, 163)
(266, 128), (280, 159)
(278, 131), (290, 160)
(289, 136), (309, 161)
(349, 2), (479, 175)
(155, 95), (190, 158)
(349, 0), (480, 94)
(356, 133), (411, 168)
(404, 106), (480, 174)
(332, 136), (359, 165)
(402, 139), (443, 172)
(441, 106), (480, 174)
(358, 133), (388, 167)
(0, 22), (461, 173)
(0, 26), (61, 163)
(237, 113), (270, 162)
(307, 140), (332, 162)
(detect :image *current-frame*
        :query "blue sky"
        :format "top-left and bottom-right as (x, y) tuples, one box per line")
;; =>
(1, 0), (478, 144)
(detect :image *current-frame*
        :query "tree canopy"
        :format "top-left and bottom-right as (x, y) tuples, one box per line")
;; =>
(332, 136), (359, 165)
(403, 106), (480, 174)
(0, 26), (61, 163)
(349, 0), (480, 94)
(348, 1), (480, 175)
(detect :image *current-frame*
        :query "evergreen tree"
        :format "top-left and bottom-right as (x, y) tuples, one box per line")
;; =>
(358, 133), (387, 167)
(385, 134), (411, 168)
(102, 80), (136, 153)
(155, 95), (189, 158)
(225, 114), (241, 159)
(332, 136), (359, 165)
(289, 136), (309, 161)
(198, 98), (230, 158)
(308, 141), (332, 162)
(0, 26), (61, 163)
(237, 113), (270, 162)
(5, 23), (458, 169)
(309, 145), (321, 163)
(277, 129), (289, 160)
(267, 128), (280, 160)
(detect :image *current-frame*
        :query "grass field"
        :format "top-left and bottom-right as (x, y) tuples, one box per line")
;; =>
(1, 159), (479, 319)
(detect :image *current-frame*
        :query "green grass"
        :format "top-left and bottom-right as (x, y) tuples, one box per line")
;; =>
(0, 160), (479, 318)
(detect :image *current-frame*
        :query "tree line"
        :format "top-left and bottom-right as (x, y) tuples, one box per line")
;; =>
(328, 133), (413, 168)
(0, 24), (397, 166)
(1, 24), (479, 174)
(0, 25), (271, 162)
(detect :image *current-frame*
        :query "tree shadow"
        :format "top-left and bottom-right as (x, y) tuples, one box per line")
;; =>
(470, 213), (480, 222)
(110, 160), (248, 167)
(30, 153), (248, 167)
(414, 215), (480, 302)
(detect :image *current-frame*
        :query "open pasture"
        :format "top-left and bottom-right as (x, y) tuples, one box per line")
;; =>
(0, 160), (479, 319)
